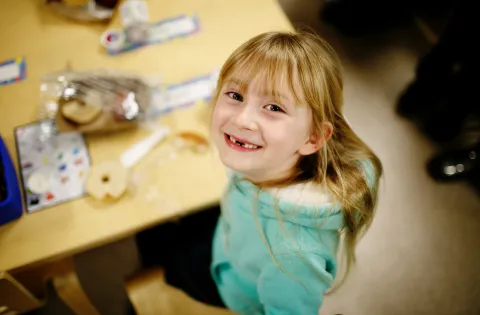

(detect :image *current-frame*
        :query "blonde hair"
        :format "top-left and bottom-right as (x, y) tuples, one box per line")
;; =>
(213, 31), (382, 288)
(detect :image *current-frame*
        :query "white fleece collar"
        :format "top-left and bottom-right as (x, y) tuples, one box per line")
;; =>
(264, 181), (332, 206)
(226, 168), (333, 206)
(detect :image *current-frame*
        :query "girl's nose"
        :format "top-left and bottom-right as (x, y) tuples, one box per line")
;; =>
(232, 103), (258, 131)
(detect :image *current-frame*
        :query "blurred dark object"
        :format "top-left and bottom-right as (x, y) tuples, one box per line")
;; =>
(427, 143), (479, 182)
(46, 0), (118, 22)
(395, 0), (480, 188)
(397, 0), (478, 145)
(135, 206), (225, 307)
(320, 0), (455, 36)
(95, 0), (118, 9)
(321, 0), (408, 36)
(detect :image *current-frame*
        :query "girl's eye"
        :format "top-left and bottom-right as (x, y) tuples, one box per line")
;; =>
(264, 104), (284, 112)
(227, 92), (243, 102)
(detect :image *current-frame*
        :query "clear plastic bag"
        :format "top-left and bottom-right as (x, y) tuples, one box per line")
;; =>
(39, 68), (162, 134)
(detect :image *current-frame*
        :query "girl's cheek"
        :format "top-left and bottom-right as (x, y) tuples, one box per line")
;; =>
(217, 102), (237, 119)
(212, 105), (230, 128)
(265, 122), (297, 144)
(211, 107), (222, 127)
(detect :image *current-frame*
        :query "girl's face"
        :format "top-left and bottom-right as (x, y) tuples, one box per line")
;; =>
(211, 76), (319, 182)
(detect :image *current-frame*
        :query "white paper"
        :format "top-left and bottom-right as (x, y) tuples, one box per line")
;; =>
(0, 62), (20, 82)
(165, 76), (214, 109)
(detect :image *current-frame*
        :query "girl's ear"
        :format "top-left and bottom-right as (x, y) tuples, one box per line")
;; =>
(298, 122), (333, 156)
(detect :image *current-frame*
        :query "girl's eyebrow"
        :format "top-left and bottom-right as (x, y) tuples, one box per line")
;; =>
(224, 79), (293, 103)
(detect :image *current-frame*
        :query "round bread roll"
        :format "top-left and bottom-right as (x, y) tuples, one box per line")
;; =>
(62, 100), (102, 125)
(86, 161), (128, 200)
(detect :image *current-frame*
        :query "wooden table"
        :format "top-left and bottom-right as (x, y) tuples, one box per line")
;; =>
(0, 0), (292, 313)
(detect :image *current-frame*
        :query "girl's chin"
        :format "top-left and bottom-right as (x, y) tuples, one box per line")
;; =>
(220, 157), (256, 176)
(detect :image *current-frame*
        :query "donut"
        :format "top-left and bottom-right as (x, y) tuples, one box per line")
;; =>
(85, 161), (128, 200)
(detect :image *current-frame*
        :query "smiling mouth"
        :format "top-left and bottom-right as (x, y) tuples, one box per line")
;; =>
(224, 133), (262, 151)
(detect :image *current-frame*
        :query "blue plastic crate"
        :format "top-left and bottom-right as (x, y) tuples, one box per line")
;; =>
(0, 136), (23, 225)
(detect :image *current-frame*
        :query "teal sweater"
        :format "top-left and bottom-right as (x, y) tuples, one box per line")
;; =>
(211, 173), (347, 315)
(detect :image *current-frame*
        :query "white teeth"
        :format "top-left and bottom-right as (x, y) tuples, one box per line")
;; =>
(228, 135), (258, 149)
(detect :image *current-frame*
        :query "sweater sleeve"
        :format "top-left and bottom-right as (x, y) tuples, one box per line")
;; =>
(257, 253), (334, 315)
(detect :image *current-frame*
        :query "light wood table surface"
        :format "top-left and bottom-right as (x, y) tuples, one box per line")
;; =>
(1, 0), (292, 313)
(0, 0), (292, 274)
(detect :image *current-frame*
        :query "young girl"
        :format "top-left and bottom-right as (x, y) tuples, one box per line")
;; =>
(138, 31), (381, 315)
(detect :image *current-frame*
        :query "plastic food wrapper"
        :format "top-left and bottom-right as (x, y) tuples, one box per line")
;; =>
(39, 69), (162, 134)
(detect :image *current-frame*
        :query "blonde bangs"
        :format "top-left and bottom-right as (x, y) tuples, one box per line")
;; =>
(215, 35), (304, 105)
